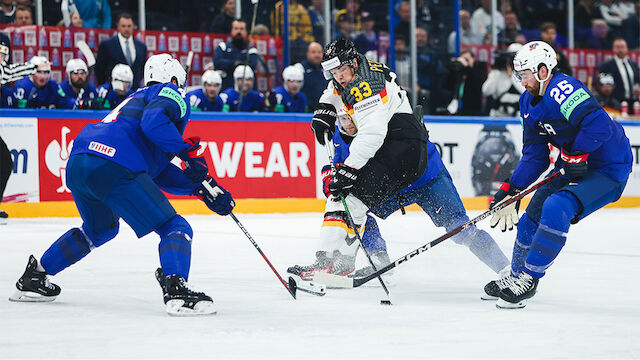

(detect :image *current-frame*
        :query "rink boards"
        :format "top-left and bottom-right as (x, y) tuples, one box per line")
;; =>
(1, 109), (639, 217)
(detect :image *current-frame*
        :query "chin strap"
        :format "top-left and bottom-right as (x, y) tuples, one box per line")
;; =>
(535, 71), (552, 96)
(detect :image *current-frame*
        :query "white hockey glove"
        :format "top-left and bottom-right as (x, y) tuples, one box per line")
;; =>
(489, 181), (521, 232)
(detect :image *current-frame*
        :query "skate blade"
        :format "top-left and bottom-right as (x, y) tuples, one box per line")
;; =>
(9, 290), (57, 302)
(288, 275), (326, 296)
(495, 298), (527, 309)
(166, 299), (217, 316)
(481, 294), (499, 301)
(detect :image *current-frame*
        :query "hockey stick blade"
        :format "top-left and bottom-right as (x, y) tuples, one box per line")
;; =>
(75, 40), (95, 68)
(289, 275), (326, 296)
(313, 272), (353, 289)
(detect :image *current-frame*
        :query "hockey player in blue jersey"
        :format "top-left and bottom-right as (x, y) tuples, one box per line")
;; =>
(220, 65), (265, 112)
(288, 108), (509, 282)
(9, 54), (235, 316)
(486, 41), (632, 309)
(187, 69), (224, 111)
(268, 65), (308, 113)
(57, 58), (98, 109)
(12, 56), (64, 109)
(95, 63), (134, 110)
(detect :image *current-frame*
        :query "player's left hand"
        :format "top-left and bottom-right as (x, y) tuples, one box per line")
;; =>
(194, 177), (235, 216)
(328, 164), (359, 198)
(178, 137), (209, 183)
(560, 147), (589, 181)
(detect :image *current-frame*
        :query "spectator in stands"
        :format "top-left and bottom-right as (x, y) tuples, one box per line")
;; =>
(578, 19), (614, 50)
(209, 0), (235, 34)
(96, 64), (134, 109)
(365, 31), (390, 65)
(334, 0), (362, 37)
(1, 0), (16, 24)
(187, 70), (224, 112)
(416, 28), (446, 114)
(442, 49), (486, 116)
(575, 0), (596, 30)
(73, 0), (110, 29)
(220, 65), (265, 112)
(599, 38), (640, 107)
(595, 73), (622, 112)
(13, 5), (32, 25)
(394, 1), (411, 45)
(334, 12), (355, 40)
(307, 0), (326, 44)
(598, 0), (628, 36)
(58, 58), (98, 109)
(271, 0), (315, 62)
(539, 22), (572, 76)
(394, 35), (410, 90)
(294, 41), (327, 111)
(354, 12), (378, 54)
(482, 43), (524, 117)
(498, 12), (522, 45)
(252, 24), (270, 36)
(213, 19), (259, 91)
(12, 56), (64, 109)
(60, 1), (83, 27)
(448, 9), (483, 55)
(95, 13), (147, 90)
(471, 0), (504, 37)
(268, 65), (307, 112)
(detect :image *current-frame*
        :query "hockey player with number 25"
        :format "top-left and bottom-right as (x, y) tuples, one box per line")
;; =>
(8, 54), (235, 316)
(486, 41), (632, 309)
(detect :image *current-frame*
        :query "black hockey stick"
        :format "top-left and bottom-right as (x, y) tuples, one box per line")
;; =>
(323, 132), (394, 304)
(315, 169), (565, 289)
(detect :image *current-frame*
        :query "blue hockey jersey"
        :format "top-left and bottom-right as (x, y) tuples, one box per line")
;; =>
(268, 85), (307, 113)
(70, 83), (193, 184)
(11, 77), (63, 109)
(1, 85), (13, 108)
(96, 82), (134, 109)
(220, 88), (265, 112)
(187, 88), (223, 112)
(512, 72), (632, 188)
(57, 80), (98, 109)
(331, 128), (444, 194)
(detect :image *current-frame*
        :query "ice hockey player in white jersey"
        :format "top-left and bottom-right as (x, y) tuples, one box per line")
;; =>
(288, 38), (428, 277)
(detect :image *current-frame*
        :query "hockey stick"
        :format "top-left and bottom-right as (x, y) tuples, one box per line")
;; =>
(237, 0), (259, 111)
(201, 181), (325, 298)
(314, 169), (565, 289)
(73, 41), (96, 109)
(184, 51), (194, 87)
(323, 132), (394, 305)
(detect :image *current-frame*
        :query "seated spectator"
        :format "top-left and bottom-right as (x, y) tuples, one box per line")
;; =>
(12, 56), (63, 109)
(73, 0), (110, 29)
(539, 22), (572, 76)
(187, 70), (224, 112)
(209, 0), (235, 34)
(394, 1), (411, 44)
(60, 0), (82, 27)
(334, 0), (362, 37)
(482, 43), (524, 117)
(58, 58), (98, 109)
(1, 0), (16, 24)
(471, 0), (504, 36)
(599, 38), (640, 106)
(394, 36), (410, 90)
(96, 64), (134, 109)
(294, 41), (327, 111)
(271, 0), (315, 61)
(13, 5), (32, 25)
(354, 12), (377, 54)
(307, 0), (326, 44)
(364, 31), (391, 65)
(442, 49), (486, 116)
(252, 24), (270, 36)
(595, 73), (622, 112)
(416, 29), (446, 114)
(334, 13), (355, 40)
(498, 12), (522, 45)
(220, 65), (265, 112)
(577, 19), (614, 49)
(448, 9), (483, 55)
(214, 19), (259, 91)
(268, 65), (307, 113)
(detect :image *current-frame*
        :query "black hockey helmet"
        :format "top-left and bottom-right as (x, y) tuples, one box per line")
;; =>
(321, 37), (358, 80)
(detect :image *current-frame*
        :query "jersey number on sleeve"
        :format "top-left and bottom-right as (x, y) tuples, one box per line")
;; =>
(350, 81), (373, 102)
(550, 80), (574, 104)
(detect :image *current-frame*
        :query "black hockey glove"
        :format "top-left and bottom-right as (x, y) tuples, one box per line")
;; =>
(194, 177), (235, 216)
(560, 147), (589, 181)
(311, 103), (337, 145)
(489, 180), (521, 232)
(178, 136), (209, 183)
(328, 164), (359, 198)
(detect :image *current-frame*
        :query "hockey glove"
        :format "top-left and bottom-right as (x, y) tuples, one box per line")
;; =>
(560, 147), (589, 181)
(311, 103), (337, 145)
(178, 137), (209, 183)
(489, 180), (521, 232)
(194, 177), (235, 216)
(321, 164), (335, 198)
(328, 164), (359, 198)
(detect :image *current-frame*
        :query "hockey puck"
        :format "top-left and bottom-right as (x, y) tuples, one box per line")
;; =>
(380, 300), (392, 305)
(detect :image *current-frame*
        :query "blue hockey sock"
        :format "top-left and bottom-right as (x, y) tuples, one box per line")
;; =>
(524, 191), (579, 278)
(157, 215), (193, 280)
(511, 213), (537, 276)
(40, 228), (94, 275)
(362, 215), (386, 253)
(463, 227), (510, 273)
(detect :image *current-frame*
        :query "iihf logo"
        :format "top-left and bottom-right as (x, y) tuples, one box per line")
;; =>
(529, 43), (538, 50)
(45, 126), (74, 193)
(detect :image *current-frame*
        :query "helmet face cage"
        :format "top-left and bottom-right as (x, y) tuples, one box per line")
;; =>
(321, 38), (358, 80)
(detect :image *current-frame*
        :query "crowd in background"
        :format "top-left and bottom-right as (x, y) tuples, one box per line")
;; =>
(1, 0), (640, 116)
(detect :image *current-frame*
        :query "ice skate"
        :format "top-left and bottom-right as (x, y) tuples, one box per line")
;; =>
(496, 272), (539, 309)
(9, 255), (61, 302)
(287, 250), (355, 281)
(0, 209), (7, 225)
(481, 266), (511, 300)
(350, 250), (393, 279)
(155, 268), (216, 316)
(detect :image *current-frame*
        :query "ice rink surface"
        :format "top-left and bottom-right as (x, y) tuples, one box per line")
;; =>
(1, 209), (639, 359)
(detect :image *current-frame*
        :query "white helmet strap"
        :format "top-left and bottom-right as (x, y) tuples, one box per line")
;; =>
(534, 65), (552, 96)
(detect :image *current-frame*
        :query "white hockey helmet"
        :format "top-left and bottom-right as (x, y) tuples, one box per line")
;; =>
(29, 55), (51, 70)
(233, 65), (254, 80)
(112, 63), (134, 83)
(513, 41), (557, 94)
(66, 58), (88, 78)
(282, 65), (304, 90)
(144, 53), (186, 87)
(202, 70), (222, 85)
